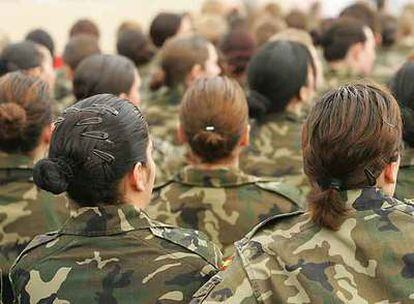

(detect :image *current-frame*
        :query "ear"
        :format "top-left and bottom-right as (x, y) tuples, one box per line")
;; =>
(348, 42), (364, 62)
(41, 124), (53, 145)
(383, 161), (399, 184)
(239, 124), (250, 148)
(186, 64), (204, 85)
(129, 162), (147, 192)
(177, 123), (188, 145)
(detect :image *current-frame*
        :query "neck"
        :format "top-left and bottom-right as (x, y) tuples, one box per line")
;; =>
(328, 59), (358, 75)
(123, 192), (150, 210)
(286, 97), (304, 116)
(27, 143), (48, 163)
(190, 153), (240, 170)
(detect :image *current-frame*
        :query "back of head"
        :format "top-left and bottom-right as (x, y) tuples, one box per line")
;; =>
(69, 18), (100, 39)
(151, 35), (210, 90)
(62, 34), (101, 72)
(320, 18), (366, 62)
(25, 29), (55, 58)
(303, 83), (402, 230)
(33, 94), (149, 205)
(149, 12), (183, 48)
(253, 16), (286, 47)
(380, 13), (397, 47)
(73, 54), (136, 101)
(285, 9), (309, 31)
(117, 21), (142, 38)
(201, 0), (227, 16)
(117, 29), (154, 67)
(247, 40), (312, 118)
(194, 14), (228, 46)
(340, 2), (380, 35)
(0, 41), (42, 76)
(180, 76), (248, 163)
(0, 72), (52, 154)
(219, 28), (255, 77)
(389, 61), (414, 147)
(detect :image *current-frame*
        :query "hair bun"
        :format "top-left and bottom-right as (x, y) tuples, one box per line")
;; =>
(149, 69), (166, 91)
(33, 158), (73, 194)
(0, 102), (27, 141)
(247, 90), (272, 120)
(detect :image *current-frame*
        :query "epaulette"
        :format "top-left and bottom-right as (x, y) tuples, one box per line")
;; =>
(255, 180), (304, 205)
(11, 231), (60, 268)
(236, 210), (305, 249)
(0, 168), (33, 185)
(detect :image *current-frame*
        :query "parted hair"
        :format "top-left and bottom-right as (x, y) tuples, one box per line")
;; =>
(33, 94), (149, 206)
(180, 76), (248, 163)
(303, 82), (402, 230)
(0, 72), (52, 153)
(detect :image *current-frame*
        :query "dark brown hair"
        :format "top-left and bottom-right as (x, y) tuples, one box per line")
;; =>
(62, 34), (101, 71)
(0, 72), (52, 153)
(303, 82), (402, 230)
(149, 12), (183, 48)
(180, 76), (248, 163)
(340, 2), (380, 35)
(69, 19), (100, 39)
(117, 29), (154, 67)
(150, 36), (210, 91)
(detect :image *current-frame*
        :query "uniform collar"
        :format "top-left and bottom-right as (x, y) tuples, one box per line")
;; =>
(60, 204), (168, 236)
(346, 187), (399, 211)
(152, 84), (185, 106)
(0, 152), (33, 169)
(174, 166), (258, 187)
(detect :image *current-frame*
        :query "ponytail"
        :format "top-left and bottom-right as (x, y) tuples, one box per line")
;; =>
(149, 69), (166, 91)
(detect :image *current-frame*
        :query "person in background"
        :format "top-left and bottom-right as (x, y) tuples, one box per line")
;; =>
(73, 54), (140, 106)
(0, 41), (55, 93)
(194, 14), (229, 46)
(285, 9), (309, 31)
(389, 61), (414, 200)
(320, 18), (376, 90)
(10, 94), (222, 303)
(252, 16), (286, 47)
(192, 82), (414, 304)
(219, 28), (255, 87)
(149, 12), (193, 49)
(240, 40), (316, 193)
(25, 28), (55, 61)
(116, 20), (142, 38)
(0, 72), (69, 303)
(147, 77), (302, 257)
(55, 34), (101, 111)
(0, 30), (9, 54)
(69, 18), (100, 39)
(116, 28), (155, 95)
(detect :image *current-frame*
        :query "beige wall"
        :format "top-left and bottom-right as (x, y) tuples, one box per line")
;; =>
(1, 0), (204, 54)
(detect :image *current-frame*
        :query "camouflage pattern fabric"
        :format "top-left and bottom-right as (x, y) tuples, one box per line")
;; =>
(320, 68), (365, 94)
(396, 147), (414, 201)
(372, 45), (409, 86)
(0, 153), (69, 301)
(53, 68), (76, 115)
(240, 112), (310, 195)
(147, 166), (303, 257)
(191, 187), (414, 303)
(11, 204), (223, 303)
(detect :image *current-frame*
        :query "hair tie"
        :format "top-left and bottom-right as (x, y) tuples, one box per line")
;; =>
(50, 157), (76, 181)
(317, 178), (344, 191)
(205, 125), (215, 132)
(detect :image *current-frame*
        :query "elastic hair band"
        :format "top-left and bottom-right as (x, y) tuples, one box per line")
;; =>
(317, 178), (344, 191)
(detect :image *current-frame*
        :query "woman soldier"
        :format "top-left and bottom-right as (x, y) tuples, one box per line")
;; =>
(147, 77), (302, 257)
(10, 94), (222, 303)
(192, 83), (414, 303)
(0, 72), (69, 302)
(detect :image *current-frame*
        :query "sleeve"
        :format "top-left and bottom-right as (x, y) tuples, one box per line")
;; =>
(191, 253), (258, 304)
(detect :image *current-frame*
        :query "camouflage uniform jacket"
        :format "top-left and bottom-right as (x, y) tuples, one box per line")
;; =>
(240, 112), (309, 194)
(191, 187), (414, 303)
(372, 45), (409, 86)
(11, 204), (223, 303)
(147, 166), (303, 257)
(54, 68), (76, 114)
(396, 147), (414, 201)
(0, 153), (69, 278)
(321, 68), (365, 94)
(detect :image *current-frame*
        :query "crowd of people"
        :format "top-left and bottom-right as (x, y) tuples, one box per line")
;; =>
(1, 0), (414, 303)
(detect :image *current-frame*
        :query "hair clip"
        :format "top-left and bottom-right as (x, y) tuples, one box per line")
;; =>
(383, 120), (396, 128)
(92, 149), (115, 163)
(53, 117), (65, 125)
(81, 131), (109, 140)
(92, 104), (119, 116)
(205, 126), (215, 132)
(63, 107), (80, 114)
(364, 168), (377, 186)
(76, 117), (103, 126)
(80, 107), (102, 114)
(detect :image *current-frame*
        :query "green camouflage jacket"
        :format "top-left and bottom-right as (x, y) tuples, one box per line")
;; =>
(240, 112), (309, 194)
(191, 187), (414, 303)
(11, 204), (223, 303)
(54, 68), (76, 114)
(321, 68), (364, 94)
(396, 147), (414, 201)
(147, 166), (303, 257)
(372, 45), (409, 86)
(0, 153), (69, 288)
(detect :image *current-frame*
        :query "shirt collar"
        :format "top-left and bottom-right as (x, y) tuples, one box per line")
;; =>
(60, 204), (168, 236)
(174, 166), (258, 187)
(345, 187), (399, 211)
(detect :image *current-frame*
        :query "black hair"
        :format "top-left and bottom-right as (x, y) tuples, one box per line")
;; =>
(320, 18), (367, 62)
(117, 29), (155, 67)
(389, 61), (414, 147)
(149, 12), (183, 48)
(33, 94), (149, 206)
(247, 40), (312, 119)
(0, 41), (42, 76)
(62, 34), (101, 71)
(25, 29), (55, 58)
(73, 54), (136, 101)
